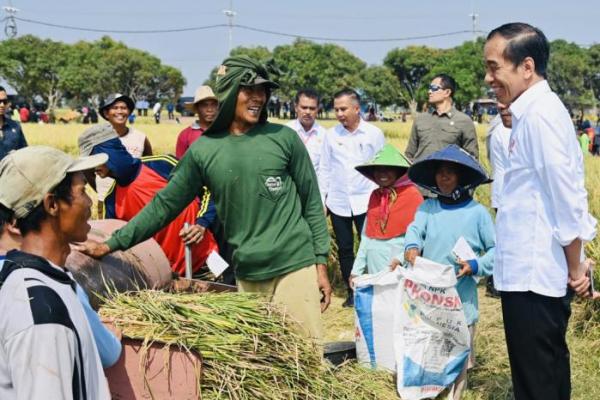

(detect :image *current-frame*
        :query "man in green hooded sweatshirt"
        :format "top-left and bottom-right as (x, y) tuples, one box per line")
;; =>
(76, 56), (332, 340)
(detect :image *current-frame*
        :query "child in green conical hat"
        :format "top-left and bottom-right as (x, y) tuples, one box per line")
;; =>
(349, 144), (423, 281)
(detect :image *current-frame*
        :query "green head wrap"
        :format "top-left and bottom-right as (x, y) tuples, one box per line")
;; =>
(205, 55), (279, 135)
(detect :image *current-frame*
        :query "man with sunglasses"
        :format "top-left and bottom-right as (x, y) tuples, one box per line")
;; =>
(0, 86), (27, 162)
(405, 74), (478, 167)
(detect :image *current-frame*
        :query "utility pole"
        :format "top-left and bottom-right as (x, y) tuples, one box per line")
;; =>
(469, 12), (480, 41)
(222, 0), (236, 53)
(3, 0), (19, 39)
(469, 0), (479, 41)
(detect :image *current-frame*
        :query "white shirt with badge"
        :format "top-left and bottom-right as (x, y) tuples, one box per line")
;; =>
(286, 119), (326, 175)
(318, 119), (385, 216)
(494, 80), (597, 297)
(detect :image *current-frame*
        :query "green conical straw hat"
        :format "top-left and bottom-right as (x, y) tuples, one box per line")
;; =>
(355, 144), (412, 181)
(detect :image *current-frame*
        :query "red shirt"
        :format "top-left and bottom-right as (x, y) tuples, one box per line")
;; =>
(19, 108), (29, 123)
(175, 123), (205, 159)
(114, 164), (218, 275)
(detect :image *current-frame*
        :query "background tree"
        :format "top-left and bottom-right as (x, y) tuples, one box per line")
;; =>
(0, 35), (186, 110)
(427, 39), (487, 109)
(359, 65), (405, 108)
(588, 44), (600, 117)
(272, 39), (365, 106)
(206, 40), (365, 107)
(0, 35), (70, 112)
(384, 46), (445, 114)
(547, 39), (595, 121)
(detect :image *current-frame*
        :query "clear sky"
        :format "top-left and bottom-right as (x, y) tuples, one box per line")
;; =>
(3, 0), (599, 95)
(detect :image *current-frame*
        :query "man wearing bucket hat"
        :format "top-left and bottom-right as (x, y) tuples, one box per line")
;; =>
(77, 55), (332, 340)
(395, 144), (495, 399)
(349, 144), (423, 279)
(0, 146), (110, 399)
(175, 85), (219, 159)
(97, 93), (153, 218)
(100, 93), (152, 158)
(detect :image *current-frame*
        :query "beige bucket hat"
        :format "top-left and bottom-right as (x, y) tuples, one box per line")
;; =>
(184, 85), (218, 111)
(78, 123), (119, 156)
(0, 146), (108, 218)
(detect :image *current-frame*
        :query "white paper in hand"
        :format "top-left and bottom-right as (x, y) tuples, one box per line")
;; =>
(452, 237), (480, 283)
(206, 250), (229, 277)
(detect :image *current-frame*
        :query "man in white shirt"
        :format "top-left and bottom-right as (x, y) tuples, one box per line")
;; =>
(319, 88), (385, 307)
(486, 102), (512, 211)
(0, 146), (110, 400)
(484, 101), (512, 298)
(286, 89), (326, 177)
(485, 22), (597, 400)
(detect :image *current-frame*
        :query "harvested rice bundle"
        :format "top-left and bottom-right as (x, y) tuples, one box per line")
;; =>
(101, 290), (396, 399)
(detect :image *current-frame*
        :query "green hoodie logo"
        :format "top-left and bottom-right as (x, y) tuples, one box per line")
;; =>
(265, 176), (283, 193)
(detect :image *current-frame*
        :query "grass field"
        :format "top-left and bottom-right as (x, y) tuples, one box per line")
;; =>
(21, 117), (600, 399)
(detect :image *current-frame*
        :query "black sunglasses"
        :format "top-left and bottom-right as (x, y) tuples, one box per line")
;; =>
(428, 84), (446, 92)
(0, 99), (8, 105)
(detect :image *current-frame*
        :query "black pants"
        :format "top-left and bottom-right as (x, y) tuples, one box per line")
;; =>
(500, 291), (573, 400)
(329, 211), (366, 292)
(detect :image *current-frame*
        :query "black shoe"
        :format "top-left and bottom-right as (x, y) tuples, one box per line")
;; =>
(485, 276), (500, 298)
(342, 295), (354, 308)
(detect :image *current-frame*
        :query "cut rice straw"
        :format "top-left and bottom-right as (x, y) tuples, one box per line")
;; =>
(101, 290), (397, 400)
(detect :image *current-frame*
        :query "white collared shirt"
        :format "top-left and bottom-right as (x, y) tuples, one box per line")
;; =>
(494, 80), (597, 297)
(485, 115), (511, 209)
(286, 119), (326, 175)
(318, 119), (385, 216)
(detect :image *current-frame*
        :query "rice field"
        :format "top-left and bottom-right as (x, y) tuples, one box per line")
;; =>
(21, 116), (600, 399)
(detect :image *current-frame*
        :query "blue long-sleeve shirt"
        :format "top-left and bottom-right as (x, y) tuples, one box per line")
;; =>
(404, 198), (495, 324)
(351, 224), (406, 276)
(75, 285), (122, 368)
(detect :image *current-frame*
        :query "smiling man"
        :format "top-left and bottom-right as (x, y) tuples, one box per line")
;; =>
(96, 94), (153, 218)
(0, 146), (110, 399)
(77, 56), (332, 341)
(286, 89), (326, 177)
(485, 22), (597, 400)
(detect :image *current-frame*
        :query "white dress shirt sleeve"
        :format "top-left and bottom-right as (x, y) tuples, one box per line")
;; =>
(489, 127), (508, 209)
(524, 113), (597, 245)
(317, 129), (332, 205)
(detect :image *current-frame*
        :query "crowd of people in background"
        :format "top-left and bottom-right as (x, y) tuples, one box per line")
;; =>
(0, 21), (599, 400)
